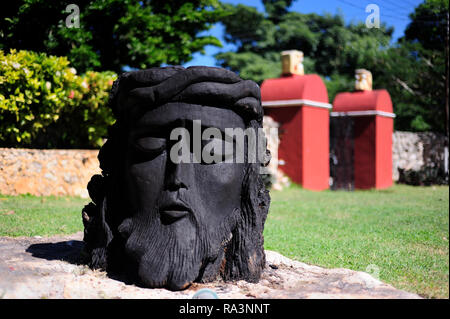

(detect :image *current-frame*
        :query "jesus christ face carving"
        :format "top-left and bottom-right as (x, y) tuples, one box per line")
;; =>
(122, 104), (246, 289)
(82, 66), (270, 291)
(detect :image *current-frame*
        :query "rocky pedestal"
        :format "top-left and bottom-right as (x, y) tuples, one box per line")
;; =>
(0, 233), (420, 299)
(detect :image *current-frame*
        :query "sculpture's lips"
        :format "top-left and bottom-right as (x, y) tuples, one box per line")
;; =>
(159, 204), (190, 223)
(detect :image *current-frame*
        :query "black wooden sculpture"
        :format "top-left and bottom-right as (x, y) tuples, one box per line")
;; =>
(81, 66), (271, 290)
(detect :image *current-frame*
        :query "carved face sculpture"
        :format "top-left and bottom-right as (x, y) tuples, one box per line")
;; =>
(281, 50), (304, 76)
(82, 66), (270, 290)
(355, 69), (372, 91)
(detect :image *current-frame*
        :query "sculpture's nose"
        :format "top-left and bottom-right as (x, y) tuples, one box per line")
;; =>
(164, 161), (191, 191)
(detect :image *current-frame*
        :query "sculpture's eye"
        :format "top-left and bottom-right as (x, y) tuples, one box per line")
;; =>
(134, 137), (166, 154)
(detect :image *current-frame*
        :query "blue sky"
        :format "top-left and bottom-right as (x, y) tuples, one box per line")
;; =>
(183, 0), (424, 67)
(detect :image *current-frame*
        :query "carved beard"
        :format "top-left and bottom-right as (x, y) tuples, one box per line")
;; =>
(119, 205), (239, 290)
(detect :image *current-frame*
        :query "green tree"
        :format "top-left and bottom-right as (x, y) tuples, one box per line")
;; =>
(215, 2), (392, 101)
(1, 0), (225, 74)
(371, 0), (448, 132)
(216, 0), (447, 133)
(262, 0), (295, 23)
(402, 0), (448, 133)
(404, 0), (448, 51)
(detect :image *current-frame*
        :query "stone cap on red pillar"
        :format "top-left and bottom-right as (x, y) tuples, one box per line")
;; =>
(332, 89), (395, 118)
(261, 74), (331, 109)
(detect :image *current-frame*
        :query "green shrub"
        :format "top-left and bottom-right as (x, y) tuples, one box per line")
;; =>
(0, 49), (117, 148)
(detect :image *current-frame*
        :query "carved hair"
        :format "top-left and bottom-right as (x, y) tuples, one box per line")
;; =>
(82, 66), (270, 285)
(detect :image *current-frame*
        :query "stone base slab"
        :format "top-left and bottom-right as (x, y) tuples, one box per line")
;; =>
(0, 232), (420, 299)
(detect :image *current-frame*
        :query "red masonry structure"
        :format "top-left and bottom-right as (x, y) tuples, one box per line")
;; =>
(261, 74), (331, 190)
(332, 89), (395, 189)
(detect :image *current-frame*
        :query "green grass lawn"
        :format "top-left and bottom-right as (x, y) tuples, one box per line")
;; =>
(0, 195), (88, 237)
(265, 184), (449, 299)
(1, 184), (448, 298)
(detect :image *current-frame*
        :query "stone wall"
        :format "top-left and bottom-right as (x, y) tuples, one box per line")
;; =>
(0, 148), (100, 197)
(392, 131), (448, 185)
(262, 116), (290, 190)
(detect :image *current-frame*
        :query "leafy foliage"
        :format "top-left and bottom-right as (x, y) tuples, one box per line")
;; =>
(0, 49), (117, 148)
(216, 3), (392, 95)
(404, 0), (448, 51)
(0, 0), (225, 73)
(397, 0), (448, 132)
(372, 41), (445, 132)
(216, 0), (447, 132)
